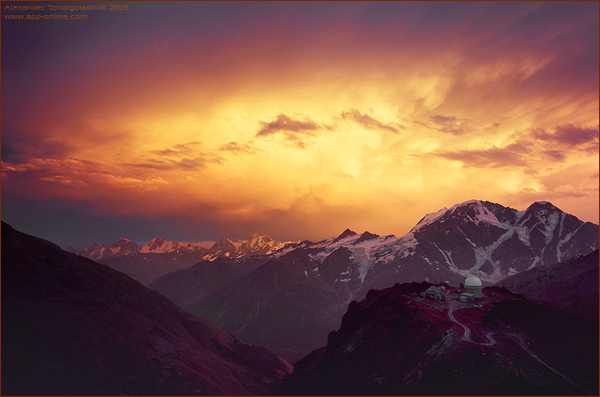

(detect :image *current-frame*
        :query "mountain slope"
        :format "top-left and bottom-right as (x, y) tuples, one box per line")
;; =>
(496, 249), (599, 322)
(99, 251), (210, 285)
(148, 256), (268, 308)
(1, 222), (291, 396)
(186, 249), (348, 363)
(282, 282), (598, 395)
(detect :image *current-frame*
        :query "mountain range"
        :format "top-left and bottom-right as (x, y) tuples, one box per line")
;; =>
(149, 200), (599, 361)
(69, 233), (295, 285)
(70, 233), (292, 260)
(1, 222), (291, 396)
(78, 200), (599, 288)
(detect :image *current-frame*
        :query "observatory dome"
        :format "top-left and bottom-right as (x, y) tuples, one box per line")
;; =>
(465, 275), (482, 287)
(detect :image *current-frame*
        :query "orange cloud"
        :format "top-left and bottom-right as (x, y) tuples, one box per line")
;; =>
(2, 2), (598, 245)
(256, 114), (323, 148)
(434, 147), (529, 168)
(531, 124), (599, 147)
(340, 109), (401, 133)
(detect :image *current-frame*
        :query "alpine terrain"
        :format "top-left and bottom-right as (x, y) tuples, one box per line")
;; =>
(149, 200), (599, 362)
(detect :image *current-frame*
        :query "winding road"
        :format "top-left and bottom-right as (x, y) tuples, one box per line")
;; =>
(447, 300), (496, 346)
(446, 300), (586, 394)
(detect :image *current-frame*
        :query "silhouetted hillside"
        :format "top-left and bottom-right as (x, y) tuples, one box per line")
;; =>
(1, 222), (291, 396)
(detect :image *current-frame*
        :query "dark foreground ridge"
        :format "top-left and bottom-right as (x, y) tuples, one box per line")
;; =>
(282, 282), (599, 395)
(1, 222), (291, 396)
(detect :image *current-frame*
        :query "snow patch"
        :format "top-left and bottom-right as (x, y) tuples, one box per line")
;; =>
(471, 202), (505, 228)
(556, 223), (584, 261)
(544, 212), (560, 245)
(516, 226), (531, 246)
(527, 257), (540, 270)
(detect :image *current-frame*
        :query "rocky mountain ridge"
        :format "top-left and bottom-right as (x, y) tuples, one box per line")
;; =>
(69, 233), (295, 261)
(70, 200), (598, 288)
(69, 233), (297, 285)
(271, 200), (599, 288)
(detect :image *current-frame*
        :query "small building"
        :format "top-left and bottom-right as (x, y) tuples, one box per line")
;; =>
(464, 275), (482, 298)
(460, 292), (475, 302)
(421, 286), (445, 301)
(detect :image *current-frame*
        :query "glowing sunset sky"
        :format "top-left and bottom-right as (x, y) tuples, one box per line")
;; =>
(2, 1), (598, 249)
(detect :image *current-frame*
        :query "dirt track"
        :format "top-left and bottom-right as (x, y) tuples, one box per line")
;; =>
(447, 300), (496, 346)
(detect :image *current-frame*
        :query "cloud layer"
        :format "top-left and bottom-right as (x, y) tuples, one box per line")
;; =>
(1, 1), (598, 247)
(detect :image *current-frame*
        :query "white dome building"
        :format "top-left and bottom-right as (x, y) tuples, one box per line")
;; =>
(464, 275), (482, 298)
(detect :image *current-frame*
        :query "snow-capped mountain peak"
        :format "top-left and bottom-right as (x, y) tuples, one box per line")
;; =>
(70, 200), (598, 293)
(274, 199), (598, 295)
(138, 238), (206, 254)
(204, 234), (295, 260)
(333, 229), (358, 243)
(68, 238), (140, 260)
(413, 200), (516, 234)
(412, 206), (450, 232)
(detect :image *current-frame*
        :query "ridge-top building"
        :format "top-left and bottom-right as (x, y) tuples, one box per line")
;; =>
(421, 286), (446, 301)
(464, 275), (482, 298)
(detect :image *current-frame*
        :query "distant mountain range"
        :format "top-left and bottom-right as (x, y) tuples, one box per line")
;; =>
(1, 222), (291, 396)
(149, 200), (599, 361)
(74, 200), (599, 289)
(69, 234), (297, 285)
(69, 233), (293, 260)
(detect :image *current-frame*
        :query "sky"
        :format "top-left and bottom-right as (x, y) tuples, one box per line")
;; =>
(2, 1), (599, 249)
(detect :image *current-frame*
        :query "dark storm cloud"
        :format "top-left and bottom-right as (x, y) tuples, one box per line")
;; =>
(340, 109), (400, 133)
